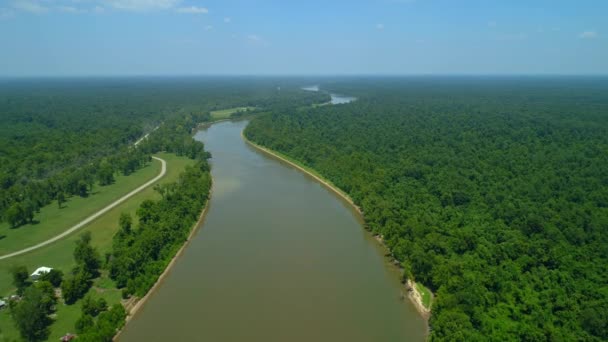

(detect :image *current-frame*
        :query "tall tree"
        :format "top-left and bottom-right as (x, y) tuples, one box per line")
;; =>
(56, 191), (65, 209)
(11, 265), (30, 295)
(10, 285), (54, 342)
(74, 232), (100, 277)
(5, 203), (24, 228)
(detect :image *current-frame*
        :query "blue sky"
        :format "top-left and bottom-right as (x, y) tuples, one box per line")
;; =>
(0, 0), (606, 76)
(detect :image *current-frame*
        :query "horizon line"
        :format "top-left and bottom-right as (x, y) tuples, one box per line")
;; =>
(1, 73), (608, 79)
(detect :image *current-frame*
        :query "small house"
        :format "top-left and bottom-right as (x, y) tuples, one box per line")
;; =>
(31, 266), (53, 280)
(0, 299), (6, 309)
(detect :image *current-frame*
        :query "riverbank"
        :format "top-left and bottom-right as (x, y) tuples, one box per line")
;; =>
(241, 130), (432, 321)
(114, 184), (213, 340)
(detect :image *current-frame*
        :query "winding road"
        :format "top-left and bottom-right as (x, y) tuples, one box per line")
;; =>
(0, 156), (166, 260)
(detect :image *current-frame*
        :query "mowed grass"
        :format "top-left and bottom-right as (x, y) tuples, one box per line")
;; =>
(0, 153), (195, 342)
(210, 106), (256, 120)
(416, 282), (433, 309)
(0, 159), (162, 255)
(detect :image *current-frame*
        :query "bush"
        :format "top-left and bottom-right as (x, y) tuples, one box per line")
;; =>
(75, 314), (94, 334)
(82, 294), (107, 317)
(61, 270), (91, 305)
(77, 304), (127, 342)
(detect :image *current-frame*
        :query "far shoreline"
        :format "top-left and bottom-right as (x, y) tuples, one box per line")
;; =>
(241, 129), (432, 322)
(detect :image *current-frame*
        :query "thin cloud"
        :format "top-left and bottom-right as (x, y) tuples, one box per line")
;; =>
(57, 6), (85, 13)
(488, 21), (497, 28)
(496, 32), (528, 41)
(176, 6), (208, 14)
(12, 0), (48, 13)
(247, 34), (269, 46)
(579, 31), (598, 39)
(0, 7), (15, 19)
(376, 23), (384, 30)
(224, 17), (231, 23)
(104, 0), (180, 11)
(204, 25), (213, 31)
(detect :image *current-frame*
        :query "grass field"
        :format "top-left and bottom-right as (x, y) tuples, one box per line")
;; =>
(0, 159), (162, 256)
(0, 153), (195, 342)
(415, 282), (433, 309)
(210, 106), (255, 120)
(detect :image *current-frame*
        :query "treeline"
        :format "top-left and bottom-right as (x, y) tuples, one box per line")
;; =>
(109, 159), (211, 297)
(109, 110), (213, 297)
(245, 77), (608, 341)
(0, 78), (327, 228)
(2, 147), (151, 228)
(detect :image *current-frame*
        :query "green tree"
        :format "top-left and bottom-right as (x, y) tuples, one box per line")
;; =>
(57, 191), (65, 209)
(75, 314), (95, 334)
(77, 304), (127, 342)
(81, 294), (107, 317)
(5, 202), (24, 228)
(10, 285), (54, 342)
(77, 179), (88, 197)
(98, 160), (115, 186)
(60, 270), (91, 305)
(40, 269), (64, 287)
(74, 231), (100, 277)
(22, 199), (35, 224)
(119, 212), (132, 235)
(11, 265), (30, 295)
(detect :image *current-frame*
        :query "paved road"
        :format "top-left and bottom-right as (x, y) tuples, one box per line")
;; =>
(0, 156), (167, 260)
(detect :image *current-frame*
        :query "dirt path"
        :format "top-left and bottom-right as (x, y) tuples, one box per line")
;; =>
(0, 156), (166, 260)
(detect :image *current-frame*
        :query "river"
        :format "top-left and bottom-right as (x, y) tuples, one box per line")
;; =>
(302, 85), (356, 104)
(118, 120), (426, 341)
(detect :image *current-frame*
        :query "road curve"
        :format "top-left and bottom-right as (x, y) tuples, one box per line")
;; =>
(0, 156), (167, 260)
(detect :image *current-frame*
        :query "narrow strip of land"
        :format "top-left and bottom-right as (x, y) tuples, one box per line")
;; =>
(0, 156), (167, 260)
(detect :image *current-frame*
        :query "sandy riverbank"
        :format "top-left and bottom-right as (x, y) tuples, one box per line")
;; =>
(241, 130), (432, 321)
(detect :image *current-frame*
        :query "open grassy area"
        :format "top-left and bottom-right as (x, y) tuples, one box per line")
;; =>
(0, 153), (195, 342)
(415, 282), (433, 310)
(210, 106), (256, 120)
(0, 159), (162, 256)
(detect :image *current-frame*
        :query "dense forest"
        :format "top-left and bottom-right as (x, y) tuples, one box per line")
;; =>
(245, 77), (608, 341)
(0, 78), (328, 228)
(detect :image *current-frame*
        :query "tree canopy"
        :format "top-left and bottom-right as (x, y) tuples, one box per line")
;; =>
(245, 77), (608, 341)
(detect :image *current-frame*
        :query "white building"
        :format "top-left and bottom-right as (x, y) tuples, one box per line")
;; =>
(31, 266), (53, 280)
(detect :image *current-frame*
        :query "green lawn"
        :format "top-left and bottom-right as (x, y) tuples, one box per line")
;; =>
(415, 282), (433, 310)
(0, 153), (195, 342)
(0, 159), (162, 256)
(210, 106), (256, 120)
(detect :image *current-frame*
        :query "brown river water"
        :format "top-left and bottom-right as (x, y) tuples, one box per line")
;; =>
(118, 120), (427, 341)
